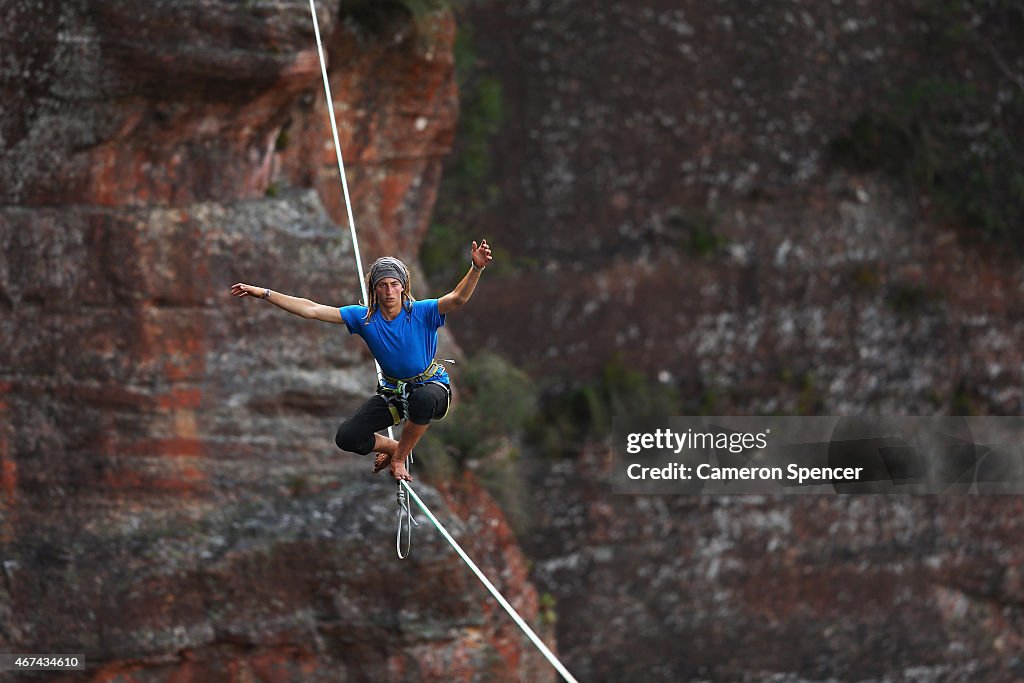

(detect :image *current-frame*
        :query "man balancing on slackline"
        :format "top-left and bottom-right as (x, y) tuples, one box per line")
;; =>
(230, 239), (492, 482)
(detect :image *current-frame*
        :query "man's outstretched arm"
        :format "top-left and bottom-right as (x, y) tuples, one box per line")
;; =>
(438, 239), (493, 315)
(230, 283), (342, 323)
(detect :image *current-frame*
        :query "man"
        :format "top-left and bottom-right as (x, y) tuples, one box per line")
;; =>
(230, 239), (492, 482)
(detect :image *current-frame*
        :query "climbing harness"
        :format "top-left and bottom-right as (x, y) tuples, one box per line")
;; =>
(377, 380), (452, 427)
(377, 359), (454, 426)
(305, 2), (579, 680)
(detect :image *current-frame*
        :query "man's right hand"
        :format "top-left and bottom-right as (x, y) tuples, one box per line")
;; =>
(231, 283), (263, 298)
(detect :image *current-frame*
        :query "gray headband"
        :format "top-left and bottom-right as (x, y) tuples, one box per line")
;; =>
(370, 257), (408, 289)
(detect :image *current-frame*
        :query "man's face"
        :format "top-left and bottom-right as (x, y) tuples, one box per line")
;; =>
(375, 277), (403, 305)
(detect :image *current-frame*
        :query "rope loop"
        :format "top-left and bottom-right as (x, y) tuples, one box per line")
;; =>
(396, 481), (418, 559)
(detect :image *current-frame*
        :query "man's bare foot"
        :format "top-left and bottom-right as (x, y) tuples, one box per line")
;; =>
(390, 460), (412, 482)
(372, 452), (391, 473)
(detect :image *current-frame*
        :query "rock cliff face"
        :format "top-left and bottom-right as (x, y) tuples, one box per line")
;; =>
(6, 0), (1024, 681)
(442, 1), (1024, 681)
(518, 450), (1024, 682)
(1, 1), (552, 681)
(448, 0), (1024, 415)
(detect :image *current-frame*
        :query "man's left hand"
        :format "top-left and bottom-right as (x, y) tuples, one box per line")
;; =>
(471, 239), (493, 270)
(391, 460), (413, 482)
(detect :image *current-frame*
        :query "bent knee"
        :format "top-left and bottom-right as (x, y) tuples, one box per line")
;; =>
(407, 386), (449, 425)
(335, 426), (374, 455)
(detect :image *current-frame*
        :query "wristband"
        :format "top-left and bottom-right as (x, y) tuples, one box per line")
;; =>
(262, 288), (271, 299)
(471, 262), (485, 273)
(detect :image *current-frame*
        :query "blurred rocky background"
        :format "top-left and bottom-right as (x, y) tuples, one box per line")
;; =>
(422, 1), (1024, 678)
(2, 0), (1024, 681)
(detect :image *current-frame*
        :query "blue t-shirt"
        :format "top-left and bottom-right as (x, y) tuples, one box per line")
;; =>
(339, 299), (450, 387)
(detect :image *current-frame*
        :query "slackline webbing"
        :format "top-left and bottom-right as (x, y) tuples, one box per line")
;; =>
(305, 3), (579, 682)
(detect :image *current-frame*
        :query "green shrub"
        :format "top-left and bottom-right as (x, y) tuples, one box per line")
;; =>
(419, 351), (539, 465)
(528, 355), (682, 456)
(950, 377), (988, 416)
(830, 0), (1024, 252)
(539, 592), (558, 625)
(342, 0), (453, 38)
(660, 208), (728, 257)
(885, 282), (944, 315)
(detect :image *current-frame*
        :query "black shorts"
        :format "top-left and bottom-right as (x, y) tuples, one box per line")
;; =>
(334, 382), (450, 455)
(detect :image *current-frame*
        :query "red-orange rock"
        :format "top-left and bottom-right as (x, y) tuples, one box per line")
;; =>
(0, 2), (551, 681)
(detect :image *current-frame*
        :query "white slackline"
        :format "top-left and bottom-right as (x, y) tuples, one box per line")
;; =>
(308, 0), (370, 305)
(403, 482), (580, 683)
(305, 2), (579, 681)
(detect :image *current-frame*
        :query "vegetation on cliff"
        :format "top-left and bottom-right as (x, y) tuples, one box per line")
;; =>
(831, 0), (1024, 249)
